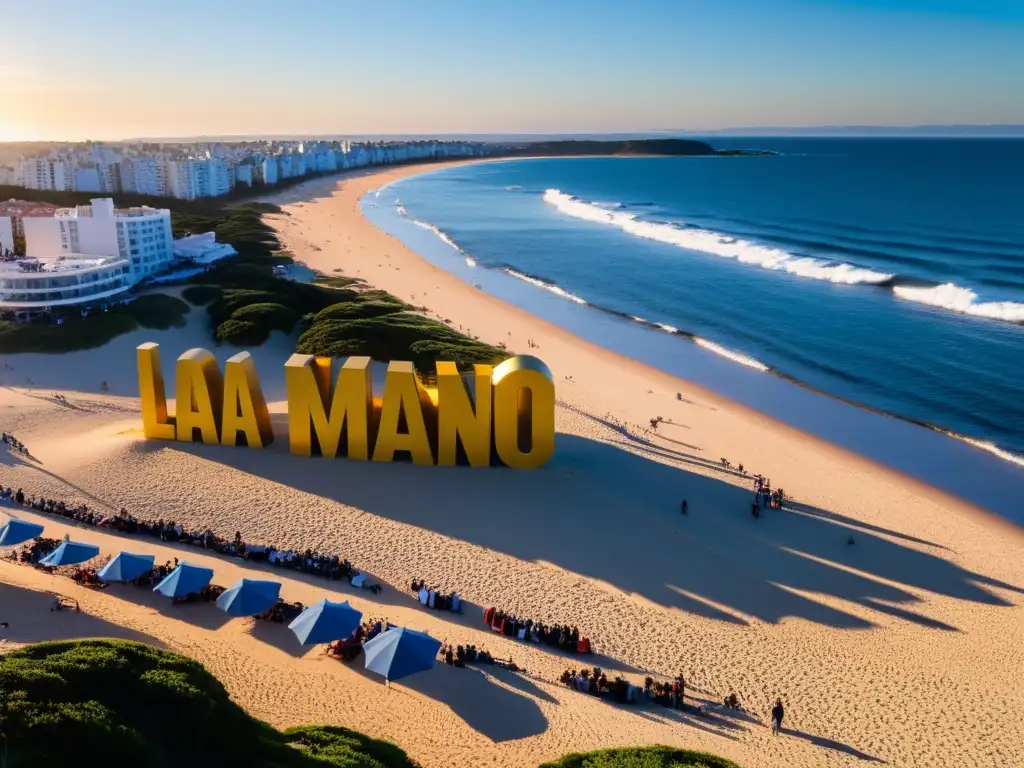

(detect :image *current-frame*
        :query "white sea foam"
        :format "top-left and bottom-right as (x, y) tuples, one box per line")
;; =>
(630, 315), (646, 322)
(542, 189), (894, 286)
(504, 269), (588, 305)
(411, 219), (462, 252)
(465, 257), (477, 267)
(947, 433), (1024, 468)
(695, 338), (770, 372)
(893, 283), (1024, 323)
(654, 323), (679, 334)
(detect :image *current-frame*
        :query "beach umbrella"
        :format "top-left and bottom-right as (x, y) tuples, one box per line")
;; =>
(0, 518), (44, 547)
(153, 562), (214, 598)
(288, 598), (362, 645)
(362, 627), (441, 683)
(216, 578), (282, 616)
(98, 552), (156, 582)
(38, 537), (100, 567)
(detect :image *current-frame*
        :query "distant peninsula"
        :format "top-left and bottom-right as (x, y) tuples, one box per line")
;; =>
(504, 139), (773, 157)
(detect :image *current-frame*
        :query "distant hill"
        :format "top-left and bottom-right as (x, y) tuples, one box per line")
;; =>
(506, 139), (752, 157)
(664, 125), (1024, 137)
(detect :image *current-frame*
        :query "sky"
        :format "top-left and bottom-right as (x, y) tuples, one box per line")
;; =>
(2, 0), (1023, 141)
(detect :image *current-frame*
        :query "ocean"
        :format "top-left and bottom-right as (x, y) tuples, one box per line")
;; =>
(362, 138), (1024, 516)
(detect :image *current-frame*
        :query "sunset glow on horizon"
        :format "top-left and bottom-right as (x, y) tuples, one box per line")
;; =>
(2, 0), (1023, 142)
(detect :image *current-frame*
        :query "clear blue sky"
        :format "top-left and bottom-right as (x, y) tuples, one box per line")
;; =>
(2, 0), (1022, 140)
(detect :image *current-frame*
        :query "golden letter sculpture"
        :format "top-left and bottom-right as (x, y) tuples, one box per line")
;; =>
(137, 342), (176, 439)
(137, 344), (555, 468)
(436, 362), (492, 467)
(285, 354), (373, 459)
(372, 361), (435, 465)
(175, 348), (224, 444)
(491, 355), (555, 469)
(221, 352), (273, 448)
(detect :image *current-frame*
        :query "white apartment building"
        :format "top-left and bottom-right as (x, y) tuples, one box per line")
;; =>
(167, 158), (233, 200)
(118, 156), (168, 196)
(235, 163), (254, 187)
(20, 158), (70, 191)
(72, 163), (118, 194)
(22, 197), (174, 281)
(0, 217), (14, 254)
(258, 156), (279, 185)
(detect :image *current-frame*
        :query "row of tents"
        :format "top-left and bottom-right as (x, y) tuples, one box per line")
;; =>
(0, 516), (441, 683)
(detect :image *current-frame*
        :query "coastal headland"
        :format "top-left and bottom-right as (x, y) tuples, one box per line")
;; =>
(1, 158), (1023, 768)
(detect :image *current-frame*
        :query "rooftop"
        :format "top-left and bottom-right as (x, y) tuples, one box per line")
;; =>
(0, 255), (125, 275)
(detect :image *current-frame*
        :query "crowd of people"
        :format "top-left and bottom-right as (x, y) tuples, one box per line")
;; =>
(0, 485), (379, 593)
(411, 579), (462, 612)
(326, 617), (394, 662)
(483, 607), (592, 654)
(3, 481), (792, 730)
(752, 475), (785, 518)
(1, 433), (30, 456)
(560, 666), (641, 703)
(439, 641), (522, 672)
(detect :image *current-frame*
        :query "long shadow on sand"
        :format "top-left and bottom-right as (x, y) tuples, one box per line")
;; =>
(140, 432), (1021, 632)
(399, 663), (549, 742)
(0, 581), (164, 647)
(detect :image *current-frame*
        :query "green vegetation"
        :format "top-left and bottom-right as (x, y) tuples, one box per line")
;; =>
(539, 746), (741, 768)
(1, 189), (509, 369)
(0, 293), (190, 354)
(184, 205), (508, 368)
(0, 639), (419, 768)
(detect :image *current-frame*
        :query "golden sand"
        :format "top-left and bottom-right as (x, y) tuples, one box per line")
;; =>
(1, 161), (1022, 768)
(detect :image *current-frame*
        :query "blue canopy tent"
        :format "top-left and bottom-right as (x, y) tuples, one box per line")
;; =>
(98, 552), (156, 582)
(0, 518), (44, 547)
(362, 627), (441, 683)
(288, 599), (362, 645)
(153, 562), (214, 598)
(216, 578), (282, 616)
(38, 537), (100, 567)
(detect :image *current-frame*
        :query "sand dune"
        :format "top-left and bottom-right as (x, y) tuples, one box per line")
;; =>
(1, 162), (1022, 768)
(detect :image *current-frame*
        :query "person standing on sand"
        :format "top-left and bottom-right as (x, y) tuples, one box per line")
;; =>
(771, 698), (785, 735)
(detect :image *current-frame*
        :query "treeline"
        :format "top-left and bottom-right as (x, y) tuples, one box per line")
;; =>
(507, 139), (717, 156)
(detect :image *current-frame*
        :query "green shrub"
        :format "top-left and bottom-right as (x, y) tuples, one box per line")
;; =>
(215, 318), (269, 346)
(231, 302), (301, 334)
(539, 747), (741, 768)
(296, 313), (508, 369)
(313, 301), (406, 322)
(0, 639), (417, 767)
(0, 313), (138, 354)
(208, 289), (282, 326)
(182, 284), (223, 306)
(122, 294), (190, 330)
(284, 726), (420, 768)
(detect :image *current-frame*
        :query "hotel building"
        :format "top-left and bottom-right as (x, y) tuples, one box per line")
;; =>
(1, 198), (174, 311)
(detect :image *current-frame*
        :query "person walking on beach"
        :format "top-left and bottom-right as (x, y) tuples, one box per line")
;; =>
(771, 698), (785, 735)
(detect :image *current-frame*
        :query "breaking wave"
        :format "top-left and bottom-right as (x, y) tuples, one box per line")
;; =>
(695, 338), (771, 371)
(893, 283), (1024, 323)
(503, 269), (588, 305)
(543, 189), (893, 286)
(410, 219), (463, 253)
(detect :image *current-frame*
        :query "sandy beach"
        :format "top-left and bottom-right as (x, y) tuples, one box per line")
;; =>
(2, 160), (1023, 768)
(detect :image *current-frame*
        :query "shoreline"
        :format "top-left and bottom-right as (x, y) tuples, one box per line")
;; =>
(326, 158), (1024, 534)
(0, 158), (1022, 768)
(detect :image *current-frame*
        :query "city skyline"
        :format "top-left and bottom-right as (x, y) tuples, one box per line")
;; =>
(2, 0), (1023, 142)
